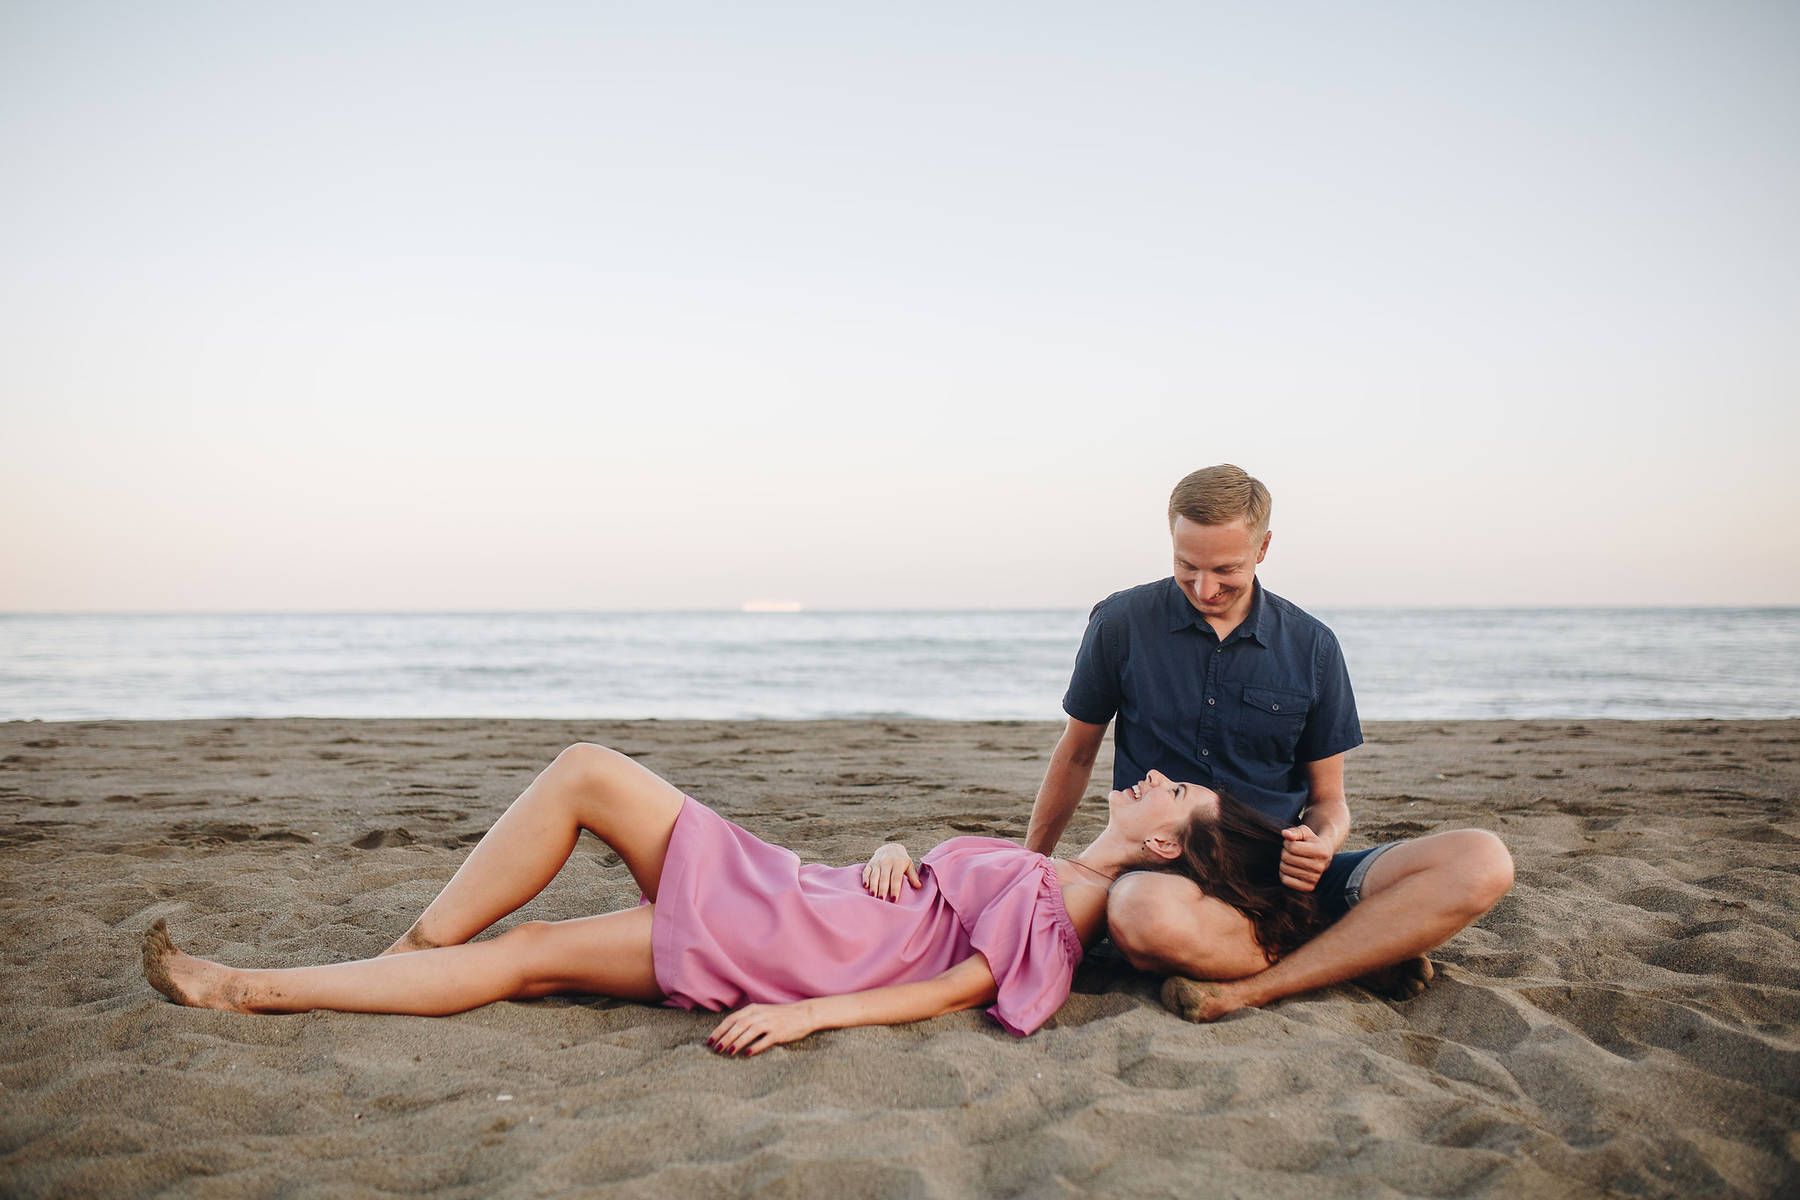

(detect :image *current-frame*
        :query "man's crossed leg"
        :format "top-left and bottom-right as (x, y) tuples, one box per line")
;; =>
(1108, 828), (1514, 1021)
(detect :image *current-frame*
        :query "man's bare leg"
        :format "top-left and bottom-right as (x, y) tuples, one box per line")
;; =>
(145, 906), (662, 1014)
(382, 743), (685, 955)
(1162, 829), (1513, 1022)
(1107, 871), (1273, 980)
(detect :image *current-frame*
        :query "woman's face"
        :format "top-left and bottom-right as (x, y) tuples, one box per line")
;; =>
(1106, 769), (1218, 845)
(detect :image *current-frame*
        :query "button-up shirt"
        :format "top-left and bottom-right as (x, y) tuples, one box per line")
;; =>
(1062, 577), (1362, 826)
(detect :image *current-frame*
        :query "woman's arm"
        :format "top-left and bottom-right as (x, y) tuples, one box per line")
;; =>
(707, 952), (998, 1056)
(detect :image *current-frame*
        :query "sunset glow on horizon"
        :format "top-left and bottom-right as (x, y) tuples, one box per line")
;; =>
(4, 2), (1795, 612)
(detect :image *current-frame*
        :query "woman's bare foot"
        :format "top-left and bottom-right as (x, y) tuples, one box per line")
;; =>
(141, 919), (247, 1011)
(1161, 975), (1248, 1023)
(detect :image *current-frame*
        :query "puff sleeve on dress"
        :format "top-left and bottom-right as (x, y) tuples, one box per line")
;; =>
(921, 837), (1084, 1036)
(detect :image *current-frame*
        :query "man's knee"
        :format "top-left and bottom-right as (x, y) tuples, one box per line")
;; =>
(1107, 873), (1190, 972)
(1389, 829), (1513, 919)
(1455, 830), (1514, 916)
(1108, 873), (1266, 979)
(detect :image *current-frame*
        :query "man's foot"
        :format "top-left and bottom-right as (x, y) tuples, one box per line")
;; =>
(1354, 955), (1435, 1001)
(141, 919), (246, 1011)
(1161, 975), (1248, 1023)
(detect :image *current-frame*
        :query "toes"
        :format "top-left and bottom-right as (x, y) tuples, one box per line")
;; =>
(1160, 976), (1226, 1023)
(141, 918), (188, 1005)
(1358, 955), (1435, 1002)
(1399, 957), (1436, 1000)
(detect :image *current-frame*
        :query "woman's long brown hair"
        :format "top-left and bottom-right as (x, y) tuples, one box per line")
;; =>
(1173, 790), (1325, 962)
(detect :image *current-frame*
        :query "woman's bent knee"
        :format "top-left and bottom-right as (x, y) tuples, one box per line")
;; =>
(553, 742), (630, 786)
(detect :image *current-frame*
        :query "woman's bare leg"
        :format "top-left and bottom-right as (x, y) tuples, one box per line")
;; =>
(383, 743), (685, 955)
(145, 907), (662, 1015)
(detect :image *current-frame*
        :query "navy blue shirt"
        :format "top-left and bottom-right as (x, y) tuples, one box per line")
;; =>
(1062, 578), (1361, 827)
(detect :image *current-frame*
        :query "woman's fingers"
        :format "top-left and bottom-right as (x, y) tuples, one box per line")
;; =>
(864, 860), (906, 898)
(713, 1021), (751, 1055)
(862, 845), (918, 901)
(709, 1007), (763, 1049)
(709, 1007), (761, 1055)
(868, 860), (916, 901)
(708, 1004), (809, 1056)
(868, 862), (903, 901)
(706, 1013), (739, 1049)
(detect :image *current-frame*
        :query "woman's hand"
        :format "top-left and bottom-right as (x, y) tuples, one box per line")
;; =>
(861, 842), (920, 901)
(707, 1002), (818, 1056)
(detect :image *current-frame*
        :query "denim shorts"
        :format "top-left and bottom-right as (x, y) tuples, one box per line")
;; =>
(1315, 842), (1401, 922)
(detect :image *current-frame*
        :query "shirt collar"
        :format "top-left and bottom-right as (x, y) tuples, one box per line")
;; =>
(1166, 576), (1269, 646)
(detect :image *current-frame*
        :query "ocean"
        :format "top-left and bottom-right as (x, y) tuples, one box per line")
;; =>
(2, 608), (1797, 723)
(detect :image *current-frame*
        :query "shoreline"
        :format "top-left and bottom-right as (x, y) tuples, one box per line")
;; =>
(3, 718), (1796, 1196)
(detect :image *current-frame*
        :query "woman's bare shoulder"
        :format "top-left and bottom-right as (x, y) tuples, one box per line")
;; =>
(1053, 861), (1111, 943)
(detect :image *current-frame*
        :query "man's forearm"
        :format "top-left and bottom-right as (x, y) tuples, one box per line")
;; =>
(1027, 753), (1091, 856)
(1301, 795), (1351, 854)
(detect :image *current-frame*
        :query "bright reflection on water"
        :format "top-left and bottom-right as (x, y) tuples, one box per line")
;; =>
(2, 609), (1797, 721)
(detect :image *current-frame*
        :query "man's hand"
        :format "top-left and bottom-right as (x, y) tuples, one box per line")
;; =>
(1278, 825), (1332, 892)
(707, 1002), (817, 1056)
(861, 843), (920, 902)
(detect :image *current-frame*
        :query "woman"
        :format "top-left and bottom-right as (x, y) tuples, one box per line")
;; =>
(142, 744), (1302, 1054)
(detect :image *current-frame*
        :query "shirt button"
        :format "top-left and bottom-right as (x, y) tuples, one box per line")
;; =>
(1201, 748), (1209, 756)
(1271, 703), (1280, 711)
(1207, 697), (1215, 705)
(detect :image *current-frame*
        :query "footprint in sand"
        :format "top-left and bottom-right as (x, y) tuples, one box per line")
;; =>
(352, 828), (416, 849)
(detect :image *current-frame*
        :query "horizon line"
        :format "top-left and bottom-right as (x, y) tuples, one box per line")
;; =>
(4, 604), (1799, 618)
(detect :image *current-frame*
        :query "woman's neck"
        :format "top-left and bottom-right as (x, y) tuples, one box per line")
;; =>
(1060, 828), (1147, 883)
(1053, 828), (1157, 948)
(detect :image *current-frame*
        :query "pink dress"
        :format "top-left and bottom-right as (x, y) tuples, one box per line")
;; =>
(647, 797), (1083, 1036)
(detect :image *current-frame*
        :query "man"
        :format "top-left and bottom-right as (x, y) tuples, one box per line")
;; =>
(1026, 465), (1513, 1021)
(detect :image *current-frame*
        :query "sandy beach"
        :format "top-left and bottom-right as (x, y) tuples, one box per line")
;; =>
(1, 717), (1795, 1198)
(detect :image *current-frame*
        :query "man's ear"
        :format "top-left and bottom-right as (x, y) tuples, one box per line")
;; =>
(1256, 529), (1272, 564)
(1145, 833), (1181, 863)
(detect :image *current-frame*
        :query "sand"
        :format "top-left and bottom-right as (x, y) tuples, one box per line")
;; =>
(1, 717), (1796, 1198)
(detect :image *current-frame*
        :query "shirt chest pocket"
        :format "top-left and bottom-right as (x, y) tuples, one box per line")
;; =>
(1237, 685), (1311, 762)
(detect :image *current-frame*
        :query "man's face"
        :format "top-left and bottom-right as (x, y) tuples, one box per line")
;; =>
(1171, 516), (1270, 619)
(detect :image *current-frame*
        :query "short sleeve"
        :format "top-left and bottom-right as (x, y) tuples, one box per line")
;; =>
(922, 840), (1083, 1037)
(1296, 629), (1362, 762)
(1061, 601), (1121, 725)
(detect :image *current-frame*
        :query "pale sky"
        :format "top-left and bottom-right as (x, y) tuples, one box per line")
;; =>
(4, 1), (1796, 611)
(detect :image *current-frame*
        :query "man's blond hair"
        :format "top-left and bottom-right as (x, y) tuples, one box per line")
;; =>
(1167, 464), (1271, 532)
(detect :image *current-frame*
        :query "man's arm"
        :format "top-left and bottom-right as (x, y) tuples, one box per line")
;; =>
(1279, 752), (1351, 892)
(1026, 716), (1108, 856)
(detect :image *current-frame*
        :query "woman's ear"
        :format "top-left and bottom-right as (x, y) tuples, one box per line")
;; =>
(1144, 833), (1181, 863)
